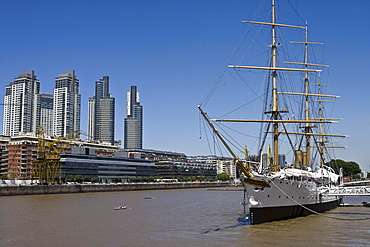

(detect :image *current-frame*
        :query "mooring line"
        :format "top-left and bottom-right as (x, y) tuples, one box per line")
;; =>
(270, 180), (370, 221)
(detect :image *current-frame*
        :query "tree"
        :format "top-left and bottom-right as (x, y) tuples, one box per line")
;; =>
(75, 175), (83, 183)
(0, 174), (8, 180)
(217, 172), (230, 181)
(66, 175), (74, 182)
(325, 159), (362, 177)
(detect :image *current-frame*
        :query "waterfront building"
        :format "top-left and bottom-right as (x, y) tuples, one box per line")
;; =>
(262, 153), (268, 168)
(214, 157), (236, 179)
(156, 159), (217, 180)
(1, 132), (203, 181)
(7, 141), (36, 180)
(0, 136), (10, 177)
(88, 76), (115, 144)
(61, 149), (156, 181)
(278, 154), (286, 168)
(123, 148), (186, 161)
(2, 71), (40, 136)
(53, 70), (81, 138)
(124, 86), (143, 149)
(187, 155), (235, 179)
(1, 132), (120, 179)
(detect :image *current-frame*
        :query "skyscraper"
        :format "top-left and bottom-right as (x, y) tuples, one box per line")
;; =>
(34, 93), (53, 136)
(53, 70), (81, 138)
(124, 86), (143, 149)
(88, 76), (115, 144)
(2, 71), (40, 136)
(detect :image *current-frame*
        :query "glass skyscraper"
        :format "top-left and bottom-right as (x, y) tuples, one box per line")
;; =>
(124, 86), (142, 149)
(88, 76), (115, 144)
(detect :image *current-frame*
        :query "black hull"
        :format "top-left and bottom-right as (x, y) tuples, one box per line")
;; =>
(250, 198), (342, 224)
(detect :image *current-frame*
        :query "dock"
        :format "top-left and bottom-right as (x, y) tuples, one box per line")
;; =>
(339, 204), (368, 207)
(206, 188), (244, 191)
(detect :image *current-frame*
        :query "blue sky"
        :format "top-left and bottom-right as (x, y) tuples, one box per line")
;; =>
(0, 0), (369, 171)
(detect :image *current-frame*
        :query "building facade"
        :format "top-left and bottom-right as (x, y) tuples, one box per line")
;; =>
(0, 136), (10, 177)
(188, 156), (235, 179)
(53, 70), (81, 138)
(7, 142), (36, 179)
(2, 71), (40, 136)
(33, 93), (53, 136)
(124, 86), (143, 149)
(156, 160), (217, 179)
(88, 76), (115, 144)
(61, 150), (156, 180)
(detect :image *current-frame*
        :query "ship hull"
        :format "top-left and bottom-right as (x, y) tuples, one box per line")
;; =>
(249, 197), (342, 224)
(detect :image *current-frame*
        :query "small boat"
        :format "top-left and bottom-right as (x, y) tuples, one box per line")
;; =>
(362, 202), (370, 207)
(115, 205), (128, 210)
(144, 195), (156, 199)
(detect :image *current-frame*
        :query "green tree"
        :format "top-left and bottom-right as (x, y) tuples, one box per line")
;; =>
(75, 175), (83, 183)
(325, 159), (361, 177)
(66, 175), (74, 182)
(0, 174), (8, 180)
(217, 172), (230, 181)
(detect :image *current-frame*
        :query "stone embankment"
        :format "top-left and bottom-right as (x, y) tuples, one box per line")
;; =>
(0, 182), (233, 196)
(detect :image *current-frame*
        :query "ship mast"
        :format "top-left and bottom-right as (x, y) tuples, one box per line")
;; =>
(317, 75), (325, 167)
(303, 24), (312, 168)
(199, 0), (347, 178)
(271, 0), (279, 171)
(201, 0), (342, 174)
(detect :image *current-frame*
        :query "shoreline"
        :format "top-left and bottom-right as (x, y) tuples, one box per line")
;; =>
(0, 181), (234, 196)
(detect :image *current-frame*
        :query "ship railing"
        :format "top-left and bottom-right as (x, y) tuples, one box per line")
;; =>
(325, 186), (370, 196)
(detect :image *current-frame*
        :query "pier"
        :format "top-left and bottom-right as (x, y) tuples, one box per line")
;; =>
(340, 204), (368, 207)
(326, 186), (370, 196)
(0, 181), (232, 196)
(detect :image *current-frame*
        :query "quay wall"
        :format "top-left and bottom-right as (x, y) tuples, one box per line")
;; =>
(0, 182), (233, 196)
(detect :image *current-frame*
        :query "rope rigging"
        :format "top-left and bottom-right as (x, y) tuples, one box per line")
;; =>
(270, 180), (370, 221)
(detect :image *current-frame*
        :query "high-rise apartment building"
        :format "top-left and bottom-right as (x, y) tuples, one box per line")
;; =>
(34, 93), (53, 136)
(53, 70), (81, 138)
(88, 76), (115, 144)
(124, 86), (143, 149)
(2, 71), (40, 136)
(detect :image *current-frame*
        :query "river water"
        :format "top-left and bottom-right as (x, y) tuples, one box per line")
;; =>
(1, 188), (370, 246)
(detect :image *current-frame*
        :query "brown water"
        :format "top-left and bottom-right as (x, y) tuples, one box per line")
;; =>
(1, 188), (369, 246)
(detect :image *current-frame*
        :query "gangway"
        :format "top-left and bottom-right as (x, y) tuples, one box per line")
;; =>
(324, 186), (370, 196)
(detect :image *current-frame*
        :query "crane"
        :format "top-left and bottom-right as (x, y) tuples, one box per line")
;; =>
(32, 127), (87, 184)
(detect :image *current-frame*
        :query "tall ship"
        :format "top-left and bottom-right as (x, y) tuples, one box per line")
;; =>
(199, 0), (346, 224)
